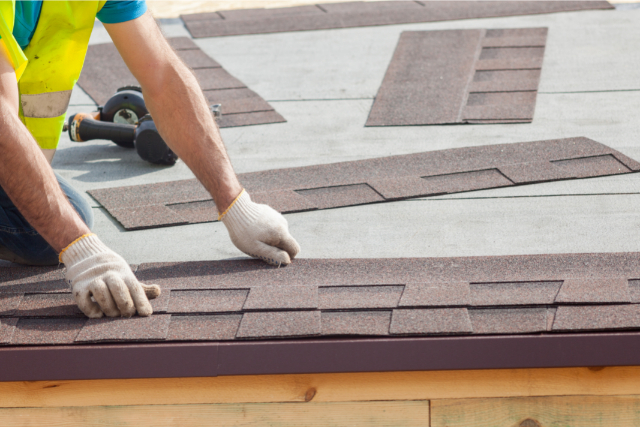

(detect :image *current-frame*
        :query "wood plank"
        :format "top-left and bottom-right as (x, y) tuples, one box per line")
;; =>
(0, 401), (429, 427)
(431, 395), (640, 427)
(5, 366), (640, 408)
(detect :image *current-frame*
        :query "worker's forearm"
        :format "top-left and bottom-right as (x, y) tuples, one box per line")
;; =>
(0, 67), (89, 252)
(105, 12), (242, 211)
(142, 63), (242, 211)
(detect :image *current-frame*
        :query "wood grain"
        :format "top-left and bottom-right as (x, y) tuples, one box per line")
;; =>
(0, 401), (429, 427)
(431, 395), (640, 427)
(4, 366), (640, 408)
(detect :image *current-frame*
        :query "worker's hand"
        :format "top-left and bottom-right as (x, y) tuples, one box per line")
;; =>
(61, 234), (161, 318)
(220, 190), (300, 266)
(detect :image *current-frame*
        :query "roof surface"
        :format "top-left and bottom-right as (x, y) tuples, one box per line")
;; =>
(3, 253), (640, 346)
(2, 1), (640, 380)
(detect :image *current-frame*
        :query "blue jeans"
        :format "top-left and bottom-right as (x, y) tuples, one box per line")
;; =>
(0, 173), (94, 266)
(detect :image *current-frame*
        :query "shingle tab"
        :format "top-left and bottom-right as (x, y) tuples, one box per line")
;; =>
(16, 293), (84, 317)
(166, 36), (200, 50)
(0, 266), (66, 293)
(149, 287), (171, 314)
(236, 311), (321, 338)
(470, 281), (562, 306)
(555, 278), (630, 304)
(470, 308), (548, 334)
(243, 285), (318, 310)
(109, 205), (189, 231)
(167, 314), (241, 341)
(319, 286), (404, 309)
(296, 184), (384, 209)
(398, 282), (470, 307)
(322, 311), (391, 336)
(553, 305), (640, 331)
(168, 289), (249, 313)
(0, 318), (18, 344)
(75, 315), (171, 343)
(13, 318), (86, 345)
(390, 308), (472, 335)
(0, 294), (23, 316)
(552, 155), (631, 178)
(177, 49), (221, 69)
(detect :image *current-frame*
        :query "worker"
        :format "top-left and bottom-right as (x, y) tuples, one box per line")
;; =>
(0, 1), (300, 318)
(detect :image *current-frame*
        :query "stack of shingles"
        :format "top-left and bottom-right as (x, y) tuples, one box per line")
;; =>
(77, 37), (284, 128)
(181, 1), (613, 38)
(2, 254), (640, 345)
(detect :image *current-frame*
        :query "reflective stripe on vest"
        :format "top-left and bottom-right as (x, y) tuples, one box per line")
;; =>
(0, 0), (107, 150)
(21, 90), (73, 118)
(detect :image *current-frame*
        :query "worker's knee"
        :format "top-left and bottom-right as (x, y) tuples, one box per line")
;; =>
(0, 231), (58, 266)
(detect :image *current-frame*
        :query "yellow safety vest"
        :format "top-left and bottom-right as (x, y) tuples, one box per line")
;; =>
(0, 0), (106, 151)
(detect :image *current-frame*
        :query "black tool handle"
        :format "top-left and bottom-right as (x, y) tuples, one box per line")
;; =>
(71, 114), (136, 145)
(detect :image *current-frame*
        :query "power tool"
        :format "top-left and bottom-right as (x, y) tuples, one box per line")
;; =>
(66, 87), (221, 166)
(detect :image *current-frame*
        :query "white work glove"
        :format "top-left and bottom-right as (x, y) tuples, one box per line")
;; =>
(220, 190), (300, 266)
(60, 234), (161, 318)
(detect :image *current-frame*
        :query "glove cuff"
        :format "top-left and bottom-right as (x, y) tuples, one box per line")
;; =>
(221, 190), (261, 230)
(60, 234), (111, 266)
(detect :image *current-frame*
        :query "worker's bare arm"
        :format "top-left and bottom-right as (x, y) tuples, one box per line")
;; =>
(104, 12), (242, 211)
(0, 45), (89, 252)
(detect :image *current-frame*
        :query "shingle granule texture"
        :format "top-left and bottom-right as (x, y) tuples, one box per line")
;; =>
(75, 315), (171, 343)
(167, 315), (242, 341)
(470, 281), (562, 306)
(553, 305), (640, 331)
(0, 318), (18, 344)
(12, 318), (86, 345)
(318, 286), (404, 309)
(236, 311), (321, 338)
(322, 311), (391, 336)
(469, 308), (549, 334)
(390, 308), (473, 335)
(168, 289), (249, 313)
(243, 285), (318, 310)
(16, 293), (84, 317)
(0, 294), (23, 316)
(399, 282), (470, 307)
(88, 137), (640, 230)
(555, 278), (630, 303)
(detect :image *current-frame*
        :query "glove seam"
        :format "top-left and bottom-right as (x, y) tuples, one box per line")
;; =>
(58, 233), (96, 263)
(218, 188), (245, 221)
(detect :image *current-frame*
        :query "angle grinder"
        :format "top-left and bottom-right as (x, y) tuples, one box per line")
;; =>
(66, 87), (221, 166)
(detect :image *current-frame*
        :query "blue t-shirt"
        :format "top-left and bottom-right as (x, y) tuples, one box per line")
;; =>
(6, 1), (147, 49)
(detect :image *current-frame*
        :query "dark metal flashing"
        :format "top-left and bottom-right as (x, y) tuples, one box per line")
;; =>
(2, 333), (640, 382)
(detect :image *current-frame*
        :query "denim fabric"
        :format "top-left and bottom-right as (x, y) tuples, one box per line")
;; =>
(0, 173), (94, 265)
